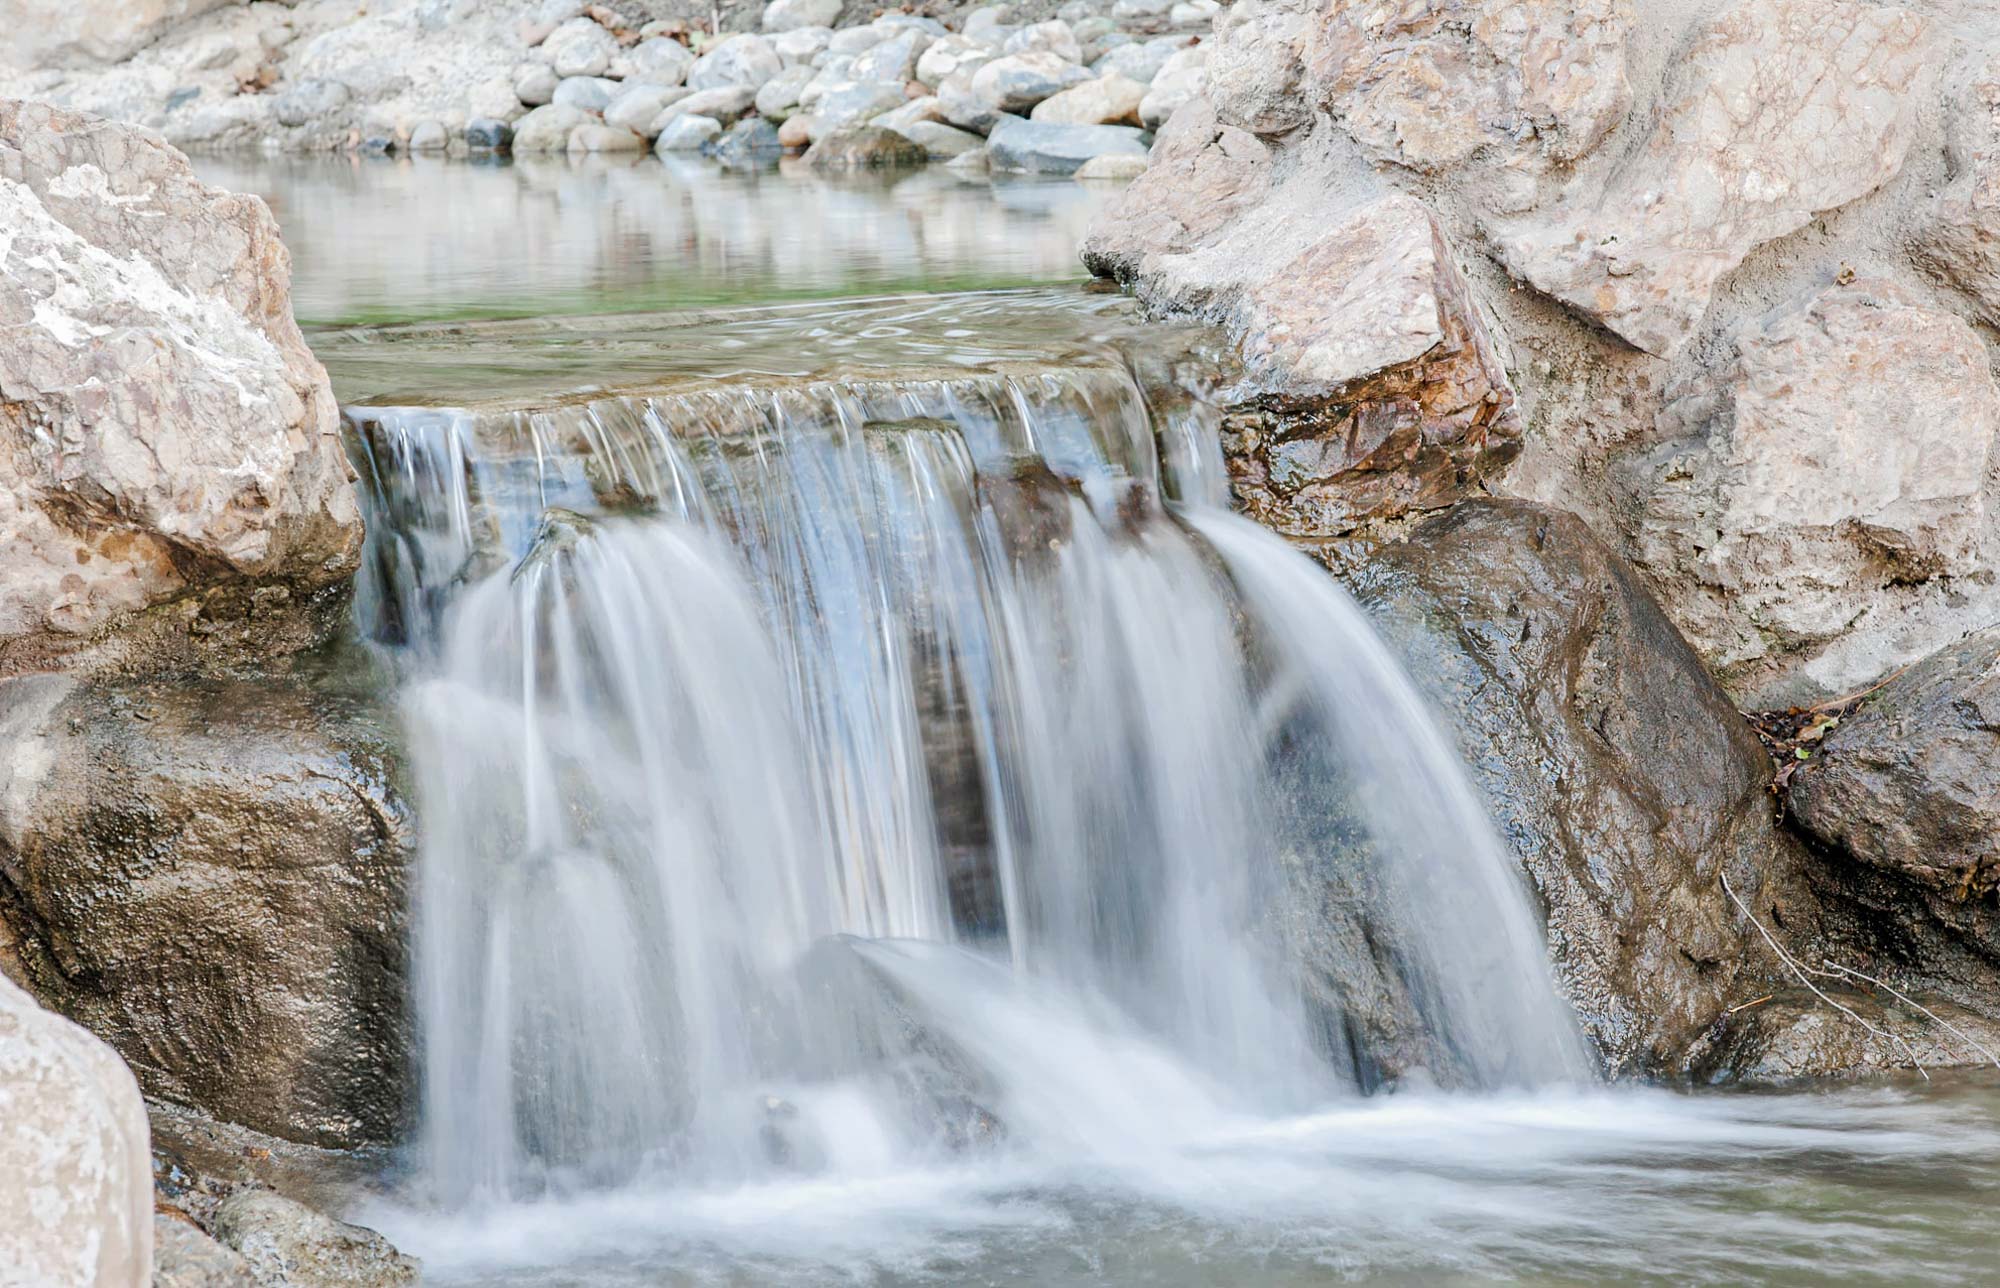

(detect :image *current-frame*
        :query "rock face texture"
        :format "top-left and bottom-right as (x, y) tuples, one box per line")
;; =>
(212, 1189), (419, 1288)
(0, 971), (153, 1288)
(0, 648), (415, 1151)
(1496, 0), (1933, 357)
(1626, 279), (2000, 702)
(0, 0), (236, 70)
(1336, 501), (1790, 1074)
(1914, 46), (2000, 327)
(0, 101), (362, 676)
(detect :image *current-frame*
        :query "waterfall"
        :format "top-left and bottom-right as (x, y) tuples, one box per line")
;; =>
(354, 358), (1586, 1209)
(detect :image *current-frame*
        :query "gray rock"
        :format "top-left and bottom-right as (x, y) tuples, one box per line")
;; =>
(898, 120), (985, 159)
(213, 1190), (417, 1288)
(543, 16), (618, 78)
(1093, 34), (1192, 84)
(655, 112), (723, 150)
(986, 116), (1147, 174)
(511, 101), (590, 151)
(155, 1213), (257, 1288)
(944, 144), (991, 172)
(0, 102), (360, 675)
(809, 78), (910, 133)
(406, 120), (448, 151)
(624, 36), (695, 86)
(568, 123), (648, 152)
(871, 95), (948, 134)
(962, 6), (1015, 45)
(464, 117), (514, 150)
(653, 84), (757, 128)
(704, 116), (783, 164)
(1074, 152), (1148, 179)
(1112, 0), (1177, 32)
(772, 25), (833, 66)
(852, 28), (932, 83)
(755, 64), (817, 119)
(967, 51), (1092, 115)
(513, 62), (559, 107)
(689, 33), (783, 91)
(1336, 500), (1790, 1074)
(1002, 19), (1081, 63)
(762, 0), (841, 32)
(806, 125), (929, 169)
(0, 649), (415, 1149)
(916, 34), (995, 89)
(1137, 43), (1205, 126)
(0, 972), (151, 1286)
(552, 74), (621, 112)
(272, 78), (352, 129)
(606, 83), (687, 134)
(828, 25), (893, 57)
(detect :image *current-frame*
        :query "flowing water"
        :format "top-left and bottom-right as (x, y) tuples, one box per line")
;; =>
(208, 156), (2000, 1285)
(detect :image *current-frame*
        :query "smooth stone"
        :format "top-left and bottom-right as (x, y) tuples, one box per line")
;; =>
(407, 119), (448, 151)
(828, 25), (891, 56)
(851, 28), (932, 83)
(552, 74), (621, 112)
(704, 115), (783, 164)
(655, 112), (723, 150)
(1137, 43), (1205, 127)
(967, 51), (1092, 115)
(1029, 72), (1145, 125)
(544, 16), (617, 78)
(1092, 34), (1192, 84)
(806, 125), (929, 168)
(871, 95), (948, 134)
(652, 85), (757, 129)
(915, 34), (994, 89)
(755, 64), (817, 119)
(465, 116), (514, 150)
(762, 0), (841, 32)
(899, 119), (985, 158)
(688, 33), (783, 92)
(986, 116), (1147, 174)
(213, 1190), (417, 1288)
(1074, 151), (1149, 179)
(513, 62), (559, 106)
(772, 25), (832, 66)
(807, 78), (909, 133)
(511, 101), (590, 151)
(1002, 19), (1081, 63)
(777, 112), (817, 148)
(272, 77), (352, 127)
(625, 36), (694, 86)
(606, 83), (688, 134)
(568, 122), (648, 152)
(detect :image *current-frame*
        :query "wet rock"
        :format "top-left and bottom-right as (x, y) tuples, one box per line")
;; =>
(987, 117), (1148, 175)
(464, 117), (514, 150)
(155, 1212), (257, 1288)
(1336, 500), (1790, 1073)
(1791, 629), (2000, 904)
(1688, 990), (2000, 1084)
(656, 112), (722, 150)
(967, 51), (1093, 114)
(0, 972), (152, 1286)
(212, 1190), (417, 1288)
(762, 0), (841, 32)
(625, 36), (695, 86)
(1496, 0), (1934, 356)
(511, 101), (590, 150)
(1624, 278), (2000, 706)
(705, 116), (783, 164)
(689, 33), (783, 92)
(543, 16), (617, 78)
(552, 73), (621, 112)
(1137, 43), (1204, 127)
(0, 102), (362, 676)
(0, 646), (415, 1150)
(1030, 72), (1145, 126)
(806, 125), (929, 169)
(1913, 45), (2000, 327)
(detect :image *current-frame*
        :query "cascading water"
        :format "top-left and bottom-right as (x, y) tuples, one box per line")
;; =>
(354, 338), (1588, 1214)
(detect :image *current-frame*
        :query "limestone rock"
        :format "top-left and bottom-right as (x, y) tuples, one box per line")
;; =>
(1306, 0), (1633, 175)
(967, 51), (1093, 115)
(0, 972), (152, 1287)
(987, 118), (1149, 175)
(154, 1213), (257, 1288)
(1791, 628), (2000, 904)
(1912, 48), (2000, 327)
(871, 96), (949, 135)
(688, 33), (783, 92)
(762, 0), (841, 33)
(0, 649), (415, 1150)
(0, 101), (361, 676)
(806, 125), (929, 169)
(1030, 73), (1145, 126)
(1497, 0), (1934, 356)
(1624, 278), (2000, 704)
(1089, 142), (1520, 532)
(213, 1190), (417, 1288)
(1337, 500), (1789, 1073)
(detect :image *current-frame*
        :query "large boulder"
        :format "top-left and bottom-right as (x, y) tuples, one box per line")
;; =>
(1494, 0), (1934, 356)
(1623, 278), (2000, 706)
(0, 972), (152, 1287)
(1912, 44), (2000, 327)
(1089, 135), (1521, 534)
(0, 101), (362, 676)
(0, 646), (415, 1150)
(1335, 500), (1790, 1073)
(212, 1190), (417, 1288)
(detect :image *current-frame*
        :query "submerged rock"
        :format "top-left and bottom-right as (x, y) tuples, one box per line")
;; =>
(1335, 500), (1790, 1074)
(0, 972), (153, 1287)
(0, 644), (415, 1149)
(0, 101), (362, 675)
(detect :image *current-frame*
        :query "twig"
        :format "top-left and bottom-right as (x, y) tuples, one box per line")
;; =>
(1719, 871), (1930, 1080)
(1726, 994), (1773, 1014)
(1816, 960), (2000, 1071)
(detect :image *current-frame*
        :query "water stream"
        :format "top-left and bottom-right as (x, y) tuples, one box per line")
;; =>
(209, 157), (2000, 1286)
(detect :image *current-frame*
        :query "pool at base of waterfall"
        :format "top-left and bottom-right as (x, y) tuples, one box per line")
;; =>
(206, 155), (2000, 1288)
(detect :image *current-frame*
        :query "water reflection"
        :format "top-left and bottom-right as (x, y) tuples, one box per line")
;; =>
(192, 153), (1120, 326)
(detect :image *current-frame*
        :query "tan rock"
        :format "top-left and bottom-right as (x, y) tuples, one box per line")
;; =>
(1626, 279), (2000, 703)
(1203, 0), (1315, 136)
(1912, 48), (2000, 327)
(0, 101), (361, 676)
(1075, 153), (1149, 180)
(1030, 73), (1146, 126)
(1082, 97), (1274, 273)
(1498, 0), (1934, 356)
(0, 971), (152, 1288)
